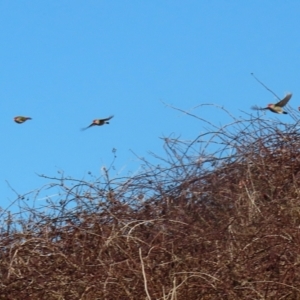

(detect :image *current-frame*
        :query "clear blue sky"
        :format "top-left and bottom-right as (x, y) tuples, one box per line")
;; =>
(1, 1), (299, 209)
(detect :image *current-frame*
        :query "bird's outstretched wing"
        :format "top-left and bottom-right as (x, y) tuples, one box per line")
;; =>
(102, 115), (114, 122)
(275, 93), (292, 107)
(251, 105), (267, 111)
(81, 124), (94, 131)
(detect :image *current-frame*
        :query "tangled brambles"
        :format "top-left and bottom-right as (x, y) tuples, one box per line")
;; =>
(2, 106), (300, 299)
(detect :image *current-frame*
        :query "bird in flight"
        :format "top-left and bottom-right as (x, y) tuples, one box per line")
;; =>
(251, 93), (292, 114)
(81, 115), (114, 130)
(14, 116), (32, 124)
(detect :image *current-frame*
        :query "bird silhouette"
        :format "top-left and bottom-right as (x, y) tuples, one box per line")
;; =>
(14, 116), (32, 124)
(81, 115), (114, 130)
(251, 93), (292, 114)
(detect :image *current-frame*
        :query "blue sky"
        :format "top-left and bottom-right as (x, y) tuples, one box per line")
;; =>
(1, 1), (299, 210)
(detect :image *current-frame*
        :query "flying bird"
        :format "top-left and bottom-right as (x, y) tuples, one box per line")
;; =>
(251, 93), (292, 114)
(14, 116), (32, 124)
(81, 115), (114, 130)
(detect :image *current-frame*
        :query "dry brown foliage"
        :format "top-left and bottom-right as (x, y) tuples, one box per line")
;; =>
(1, 107), (300, 299)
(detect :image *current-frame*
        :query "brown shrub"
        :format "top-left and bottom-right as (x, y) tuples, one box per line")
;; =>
(2, 108), (300, 299)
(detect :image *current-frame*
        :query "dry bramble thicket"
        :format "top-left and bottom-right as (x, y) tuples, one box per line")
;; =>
(1, 105), (300, 299)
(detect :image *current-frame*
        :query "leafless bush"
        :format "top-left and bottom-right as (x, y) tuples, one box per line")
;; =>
(1, 106), (300, 299)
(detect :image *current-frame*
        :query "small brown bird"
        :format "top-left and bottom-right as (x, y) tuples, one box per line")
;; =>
(14, 116), (32, 124)
(251, 93), (292, 114)
(81, 115), (114, 130)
